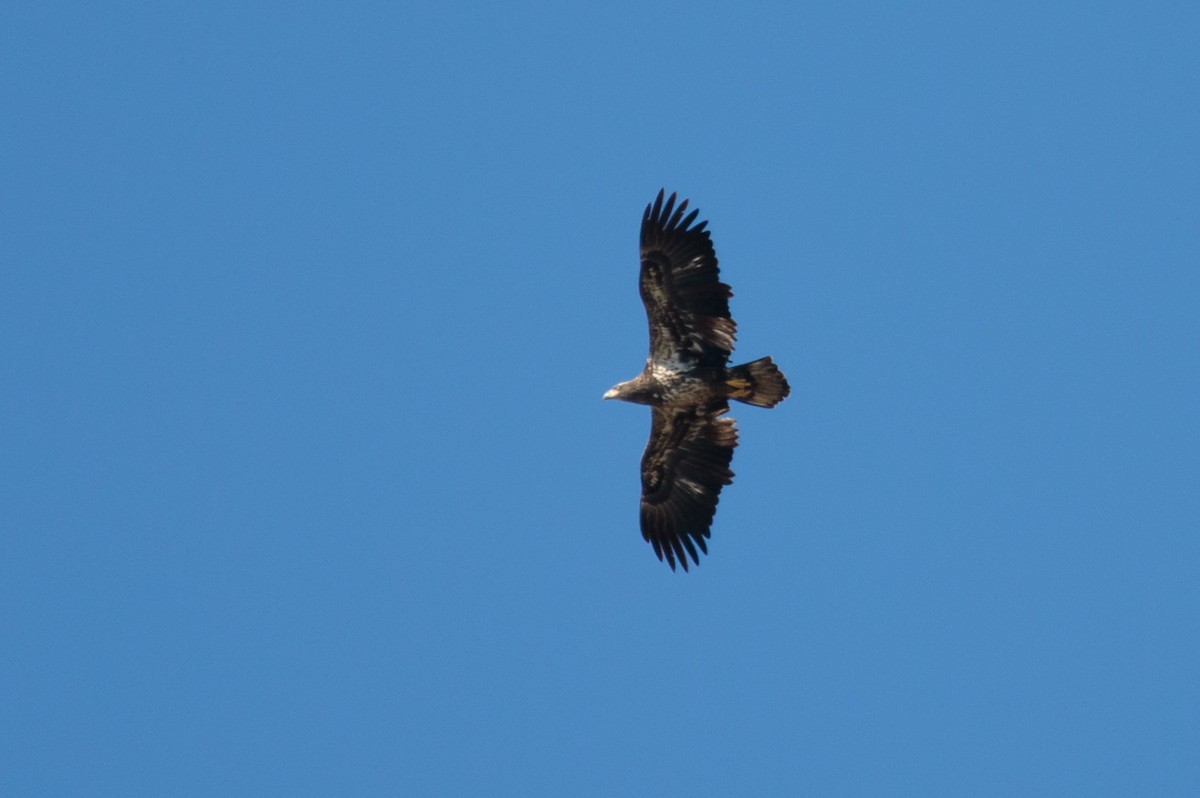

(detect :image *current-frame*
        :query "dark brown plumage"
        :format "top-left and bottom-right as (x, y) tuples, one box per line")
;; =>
(604, 190), (790, 571)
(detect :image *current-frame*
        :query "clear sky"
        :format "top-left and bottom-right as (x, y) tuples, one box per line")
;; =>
(3, 2), (1198, 795)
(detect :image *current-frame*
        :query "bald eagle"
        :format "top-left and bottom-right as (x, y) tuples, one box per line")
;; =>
(604, 190), (790, 571)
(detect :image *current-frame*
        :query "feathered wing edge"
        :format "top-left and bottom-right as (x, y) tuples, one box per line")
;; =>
(639, 190), (737, 367)
(639, 404), (738, 571)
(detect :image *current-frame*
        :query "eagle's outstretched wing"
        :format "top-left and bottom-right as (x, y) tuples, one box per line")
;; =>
(640, 403), (738, 571)
(639, 190), (736, 368)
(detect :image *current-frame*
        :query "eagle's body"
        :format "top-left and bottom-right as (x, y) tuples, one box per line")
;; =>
(605, 360), (724, 406)
(605, 190), (790, 571)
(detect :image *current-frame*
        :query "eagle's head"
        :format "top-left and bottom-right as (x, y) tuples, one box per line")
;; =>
(603, 376), (654, 405)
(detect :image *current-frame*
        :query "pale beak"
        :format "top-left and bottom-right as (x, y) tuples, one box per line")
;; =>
(603, 387), (618, 400)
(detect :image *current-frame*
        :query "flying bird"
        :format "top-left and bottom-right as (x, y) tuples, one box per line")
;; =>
(604, 189), (790, 571)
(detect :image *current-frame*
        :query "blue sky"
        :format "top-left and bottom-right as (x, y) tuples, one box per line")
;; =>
(3, 1), (1198, 794)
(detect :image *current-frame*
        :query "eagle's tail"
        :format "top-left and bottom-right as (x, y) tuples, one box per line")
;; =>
(726, 357), (791, 408)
